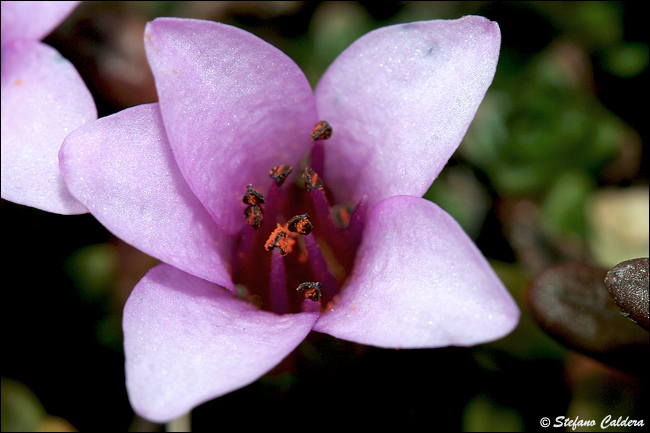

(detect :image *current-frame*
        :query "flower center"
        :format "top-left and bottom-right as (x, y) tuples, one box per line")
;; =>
(231, 121), (367, 314)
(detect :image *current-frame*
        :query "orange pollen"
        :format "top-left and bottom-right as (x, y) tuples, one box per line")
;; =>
(310, 120), (332, 140)
(302, 167), (323, 192)
(264, 224), (295, 256)
(244, 205), (263, 229)
(297, 282), (323, 301)
(287, 214), (312, 235)
(242, 184), (265, 205)
(269, 165), (293, 187)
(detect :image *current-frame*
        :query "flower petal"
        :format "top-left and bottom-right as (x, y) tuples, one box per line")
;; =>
(59, 103), (233, 288)
(1, 40), (96, 214)
(144, 18), (317, 235)
(1, 1), (80, 46)
(314, 195), (519, 348)
(315, 16), (501, 208)
(124, 263), (319, 423)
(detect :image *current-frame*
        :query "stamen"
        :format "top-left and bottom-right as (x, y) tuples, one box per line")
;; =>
(297, 282), (322, 302)
(264, 224), (295, 256)
(287, 214), (312, 235)
(310, 121), (332, 141)
(347, 195), (369, 247)
(244, 204), (263, 229)
(262, 177), (284, 229)
(303, 185), (359, 280)
(269, 165), (293, 187)
(242, 184), (265, 205)
(303, 233), (340, 300)
(269, 249), (289, 314)
(306, 184), (338, 239)
(330, 204), (352, 229)
(311, 140), (325, 178)
(302, 167), (323, 192)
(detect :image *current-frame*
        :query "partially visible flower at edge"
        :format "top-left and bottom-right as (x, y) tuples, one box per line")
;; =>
(59, 16), (520, 422)
(1, 0), (96, 214)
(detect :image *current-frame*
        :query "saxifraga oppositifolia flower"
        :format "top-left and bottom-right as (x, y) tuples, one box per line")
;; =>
(59, 16), (520, 422)
(1, 1), (96, 214)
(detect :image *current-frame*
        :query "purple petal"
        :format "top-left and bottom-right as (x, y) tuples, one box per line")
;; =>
(315, 16), (501, 208)
(59, 103), (233, 288)
(144, 18), (317, 235)
(1, 40), (95, 214)
(1, 1), (80, 46)
(314, 195), (519, 348)
(124, 263), (319, 423)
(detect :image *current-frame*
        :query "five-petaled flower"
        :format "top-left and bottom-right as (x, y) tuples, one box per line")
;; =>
(59, 16), (520, 423)
(1, 0), (96, 214)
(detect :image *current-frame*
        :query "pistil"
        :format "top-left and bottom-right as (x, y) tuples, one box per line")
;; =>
(264, 224), (295, 257)
(269, 249), (289, 314)
(233, 119), (367, 315)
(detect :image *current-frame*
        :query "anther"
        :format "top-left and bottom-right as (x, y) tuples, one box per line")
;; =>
(242, 184), (265, 205)
(302, 167), (323, 192)
(287, 214), (312, 235)
(269, 165), (293, 187)
(244, 205), (263, 229)
(297, 282), (323, 302)
(310, 121), (332, 141)
(331, 204), (352, 229)
(264, 224), (295, 256)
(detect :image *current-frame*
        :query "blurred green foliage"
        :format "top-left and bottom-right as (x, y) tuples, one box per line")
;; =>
(463, 46), (627, 199)
(462, 393), (525, 432)
(1, 379), (46, 433)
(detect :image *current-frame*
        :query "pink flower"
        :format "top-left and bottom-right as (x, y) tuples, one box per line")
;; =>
(59, 16), (519, 422)
(1, 1), (96, 214)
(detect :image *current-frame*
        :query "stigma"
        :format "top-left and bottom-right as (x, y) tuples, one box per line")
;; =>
(232, 119), (362, 314)
(264, 224), (295, 256)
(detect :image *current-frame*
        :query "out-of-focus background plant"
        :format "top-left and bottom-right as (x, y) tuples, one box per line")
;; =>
(2, 2), (647, 431)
